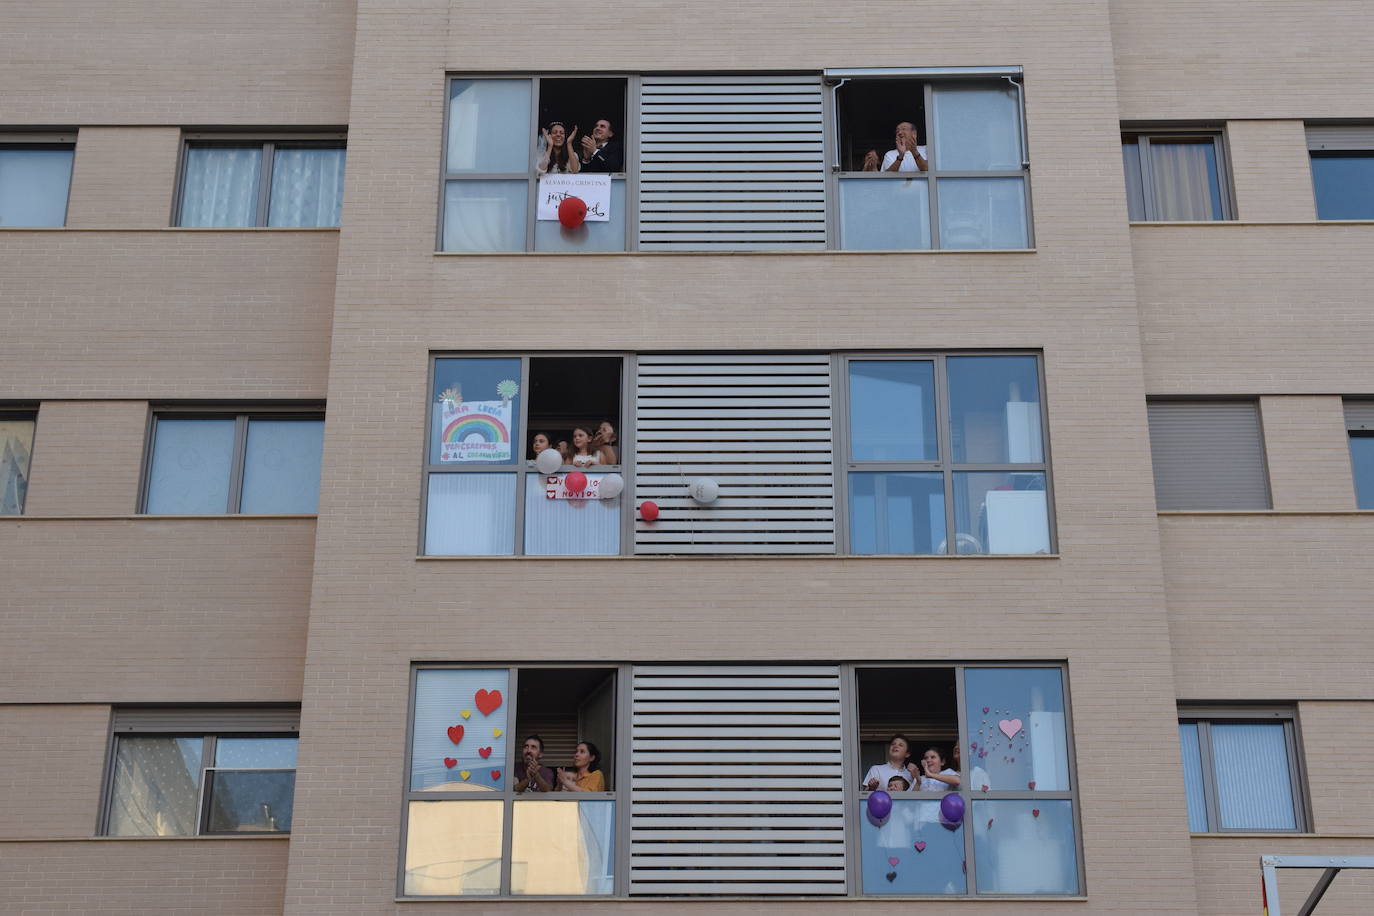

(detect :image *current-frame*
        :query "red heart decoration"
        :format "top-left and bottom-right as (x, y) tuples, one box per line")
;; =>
(1027, 780), (1036, 790)
(981, 784), (989, 792)
(491, 770), (502, 781)
(914, 841), (927, 852)
(478, 746), (492, 759)
(987, 818), (995, 829)
(443, 757), (457, 769)
(1032, 808), (1040, 818)
(446, 725), (465, 745)
(475, 689), (503, 716)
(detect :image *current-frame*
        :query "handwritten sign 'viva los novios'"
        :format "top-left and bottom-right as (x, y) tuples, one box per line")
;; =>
(537, 174), (612, 222)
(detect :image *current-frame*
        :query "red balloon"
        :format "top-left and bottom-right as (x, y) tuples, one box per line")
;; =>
(564, 471), (588, 493)
(639, 500), (660, 522)
(558, 196), (587, 228)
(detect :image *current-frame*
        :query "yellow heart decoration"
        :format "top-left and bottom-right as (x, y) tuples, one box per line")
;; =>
(459, 770), (471, 781)
(460, 710), (471, 720)
(493, 728), (503, 738)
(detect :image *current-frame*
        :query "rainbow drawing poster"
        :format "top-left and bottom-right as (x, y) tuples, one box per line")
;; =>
(440, 399), (513, 462)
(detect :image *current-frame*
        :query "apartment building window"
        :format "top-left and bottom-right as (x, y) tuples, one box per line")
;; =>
(832, 73), (1031, 250)
(1122, 130), (1232, 221)
(1344, 400), (1374, 509)
(1308, 125), (1374, 219)
(1177, 709), (1307, 832)
(176, 134), (346, 227)
(0, 411), (36, 515)
(143, 410), (325, 514)
(1147, 400), (1270, 509)
(442, 77), (628, 252)
(102, 707), (299, 836)
(0, 135), (75, 227)
(402, 663), (1080, 898)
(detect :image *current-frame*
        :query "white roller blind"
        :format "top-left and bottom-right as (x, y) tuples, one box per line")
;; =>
(1306, 125), (1374, 151)
(1147, 402), (1270, 509)
(634, 354), (835, 554)
(1343, 400), (1374, 431)
(637, 75), (827, 250)
(112, 707), (300, 733)
(628, 665), (847, 896)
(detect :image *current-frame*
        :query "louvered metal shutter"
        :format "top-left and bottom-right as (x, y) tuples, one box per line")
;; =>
(637, 75), (828, 250)
(628, 665), (847, 896)
(634, 354), (835, 554)
(1147, 402), (1271, 509)
(1344, 400), (1374, 431)
(1306, 125), (1374, 150)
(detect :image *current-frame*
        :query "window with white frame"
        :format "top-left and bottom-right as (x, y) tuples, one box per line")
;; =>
(0, 134), (74, 227)
(1122, 129), (1232, 221)
(142, 410), (325, 514)
(0, 410), (36, 515)
(400, 662), (1080, 899)
(1177, 708), (1307, 833)
(176, 134), (346, 227)
(102, 707), (299, 836)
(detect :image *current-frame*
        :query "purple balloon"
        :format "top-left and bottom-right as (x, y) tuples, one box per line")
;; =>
(866, 790), (893, 822)
(939, 792), (965, 827)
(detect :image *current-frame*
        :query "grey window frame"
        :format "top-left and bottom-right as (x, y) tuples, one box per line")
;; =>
(824, 71), (1034, 250)
(836, 351), (1055, 555)
(1307, 125), (1374, 220)
(1177, 706), (1310, 834)
(399, 663), (627, 899)
(0, 407), (38, 515)
(172, 131), (347, 228)
(1121, 127), (1235, 221)
(1342, 400), (1374, 508)
(139, 405), (326, 515)
(399, 661), (1081, 900)
(0, 131), (77, 227)
(98, 706), (300, 837)
(438, 74), (637, 252)
(420, 352), (635, 555)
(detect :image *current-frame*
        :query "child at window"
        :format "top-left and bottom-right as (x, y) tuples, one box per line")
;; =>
(915, 746), (960, 792)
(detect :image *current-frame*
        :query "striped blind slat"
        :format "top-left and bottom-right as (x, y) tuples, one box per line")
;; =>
(1147, 402), (1271, 509)
(628, 666), (847, 896)
(637, 75), (827, 250)
(1343, 400), (1374, 430)
(112, 707), (300, 733)
(634, 354), (835, 554)
(1306, 125), (1374, 150)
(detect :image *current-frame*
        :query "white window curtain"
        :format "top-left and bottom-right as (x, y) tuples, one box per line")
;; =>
(107, 737), (203, 836)
(1211, 723), (1297, 830)
(268, 147), (346, 227)
(425, 474), (517, 555)
(180, 146), (262, 227)
(1148, 142), (1217, 221)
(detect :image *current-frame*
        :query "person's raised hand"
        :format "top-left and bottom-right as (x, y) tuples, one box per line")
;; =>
(581, 134), (596, 158)
(862, 149), (880, 171)
(866, 777), (879, 791)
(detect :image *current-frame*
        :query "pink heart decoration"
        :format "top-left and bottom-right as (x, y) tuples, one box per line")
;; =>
(1032, 808), (1040, 818)
(888, 857), (900, 866)
(998, 718), (1022, 740)
(981, 784), (989, 792)
(987, 818), (995, 829)
(1027, 780), (1036, 790)
(914, 841), (927, 852)
(982, 707), (990, 713)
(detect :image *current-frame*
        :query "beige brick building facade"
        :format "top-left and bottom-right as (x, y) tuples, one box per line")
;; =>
(1, 1), (1371, 913)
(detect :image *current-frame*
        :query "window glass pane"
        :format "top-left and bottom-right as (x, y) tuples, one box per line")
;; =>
(937, 177), (1028, 249)
(216, 737), (299, 769)
(180, 146), (262, 227)
(411, 668), (510, 792)
(205, 769), (294, 833)
(1312, 154), (1374, 219)
(1350, 436), (1374, 509)
(1178, 723), (1209, 832)
(534, 178), (626, 251)
(972, 800), (1078, 894)
(0, 418), (35, 515)
(404, 800), (504, 896)
(431, 358), (522, 465)
(953, 471), (1049, 555)
(448, 79), (532, 173)
(240, 419), (324, 513)
(1147, 139), (1223, 221)
(849, 472), (945, 555)
(963, 668), (1069, 792)
(511, 799), (615, 895)
(107, 737), (204, 836)
(426, 474), (517, 556)
(1212, 723), (1297, 830)
(932, 84), (1022, 171)
(146, 418), (237, 514)
(948, 355), (1042, 464)
(268, 147), (346, 227)
(849, 360), (937, 461)
(0, 148), (72, 226)
(524, 474), (620, 555)
(443, 180), (528, 252)
(1122, 141), (1146, 220)
(839, 177), (930, 250)
(860, 798), (966, 895)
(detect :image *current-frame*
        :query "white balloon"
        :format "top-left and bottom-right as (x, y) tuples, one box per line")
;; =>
(598, 473), (624, 499)
(535, 448), (562, 475)
(688, 477), (719, 504)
